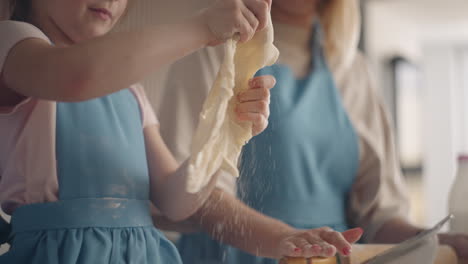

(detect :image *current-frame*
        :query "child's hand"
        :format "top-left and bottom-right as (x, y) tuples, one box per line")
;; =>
(277, 227), (363, 258)
(235, 75), (275, 136)
(200, 0), (271, 45)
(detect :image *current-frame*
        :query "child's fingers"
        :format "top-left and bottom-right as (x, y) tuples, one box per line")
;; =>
(238, 87), (269, 103)
(320, 229), (352, 256)
(237, 14), (255, 43)
(243, 0), (269, 31)
(203, 0), (268, 44)
(236, 4), (258, 43)
(249, 75), (276, 89)
(236, 112), (268, 136)
(241, 6), (259, 35)
(236, 101), (269, 118)
(342, 227), (364, 244)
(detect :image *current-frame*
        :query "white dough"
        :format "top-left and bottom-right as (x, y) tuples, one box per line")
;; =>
(186, 15), (280, 193)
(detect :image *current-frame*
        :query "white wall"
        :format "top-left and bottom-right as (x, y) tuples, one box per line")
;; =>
(365, 0), (468, 226)
(365, 0), (468, 97)
(421, 44), (459, 228)
(365, 2), (420, 110)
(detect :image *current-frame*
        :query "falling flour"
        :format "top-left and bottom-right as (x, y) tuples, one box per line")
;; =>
(186, 15), (280, 193)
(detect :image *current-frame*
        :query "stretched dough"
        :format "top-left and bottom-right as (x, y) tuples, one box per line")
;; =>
(186, 15), (280, 193)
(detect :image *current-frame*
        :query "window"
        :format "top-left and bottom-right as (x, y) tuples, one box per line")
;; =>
(393, 57), (423, 171)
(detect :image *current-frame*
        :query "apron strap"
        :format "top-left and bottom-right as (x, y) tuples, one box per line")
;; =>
(0, 215), (11, 245)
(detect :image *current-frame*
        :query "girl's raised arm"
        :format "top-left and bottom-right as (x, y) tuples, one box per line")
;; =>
(2, 17), (208, 102)
(2, 0), (269, 102)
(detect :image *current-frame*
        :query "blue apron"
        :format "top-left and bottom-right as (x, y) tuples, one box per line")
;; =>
(178, 23), (359, 264)
(0, 90), (182, 264)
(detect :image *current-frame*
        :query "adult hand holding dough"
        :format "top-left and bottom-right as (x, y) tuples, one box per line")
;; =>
(187, 13), (279, 193)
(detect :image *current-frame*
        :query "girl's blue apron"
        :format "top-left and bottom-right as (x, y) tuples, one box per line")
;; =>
(178, 24), (360, 264)
(0, 89), (182, 263)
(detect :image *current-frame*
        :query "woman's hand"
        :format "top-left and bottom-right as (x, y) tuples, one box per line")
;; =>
(439, 233), (468, 263)
(278, 227), (364, 258)
(235, 75), (276, 136)
(199, 0), (271, 45)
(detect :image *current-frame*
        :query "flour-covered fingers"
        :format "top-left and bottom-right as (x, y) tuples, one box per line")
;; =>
(280, 241), (302, 257)
(320, 229), (352, 256)
(320, 242), (337, 257)
(282, 236), (333, 258)
(294, 238), (314, 256)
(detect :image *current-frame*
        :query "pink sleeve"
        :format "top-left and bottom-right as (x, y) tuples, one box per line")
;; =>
(0, 21), (49, 114)
(0, 21), (50, 71)
(130, 84), (159, 128)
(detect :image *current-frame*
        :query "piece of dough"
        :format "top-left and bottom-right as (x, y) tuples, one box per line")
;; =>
(186, 15), (280, 193)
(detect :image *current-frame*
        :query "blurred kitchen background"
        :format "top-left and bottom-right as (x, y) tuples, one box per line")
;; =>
(1, 0), (468, 256)
(361, 0), (468, 228)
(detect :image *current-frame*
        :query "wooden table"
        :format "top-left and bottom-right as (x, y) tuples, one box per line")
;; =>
(281, 244), (459, 264)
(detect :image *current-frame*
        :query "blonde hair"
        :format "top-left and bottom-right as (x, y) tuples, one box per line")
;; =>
(319, 0), (361, 77)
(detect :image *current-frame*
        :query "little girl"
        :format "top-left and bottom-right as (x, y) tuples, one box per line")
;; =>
(0, 0), (274, 263)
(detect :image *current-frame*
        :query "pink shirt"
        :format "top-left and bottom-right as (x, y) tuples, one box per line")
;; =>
(0, 21), (158, 215)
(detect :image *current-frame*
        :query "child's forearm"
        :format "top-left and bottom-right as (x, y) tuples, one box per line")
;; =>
(151, 159), (220, 222)
(4, 15), (211, 102)
(67, 15), (212, 100)
(189, 188), (296, 259)
(144, 126), (219, 222)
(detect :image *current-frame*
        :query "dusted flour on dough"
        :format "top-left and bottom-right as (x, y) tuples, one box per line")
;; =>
(186, 15), (280, 193)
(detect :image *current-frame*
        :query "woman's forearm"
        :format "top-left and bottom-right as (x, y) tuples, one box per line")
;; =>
(153, 215), (201, 233)
(5, 15), (211, 102)
(189, 188), (296, 259)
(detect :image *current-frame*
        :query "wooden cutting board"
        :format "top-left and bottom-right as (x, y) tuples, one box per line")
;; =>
(280, 245), (458, 264)
(347, 244), (458, 264)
